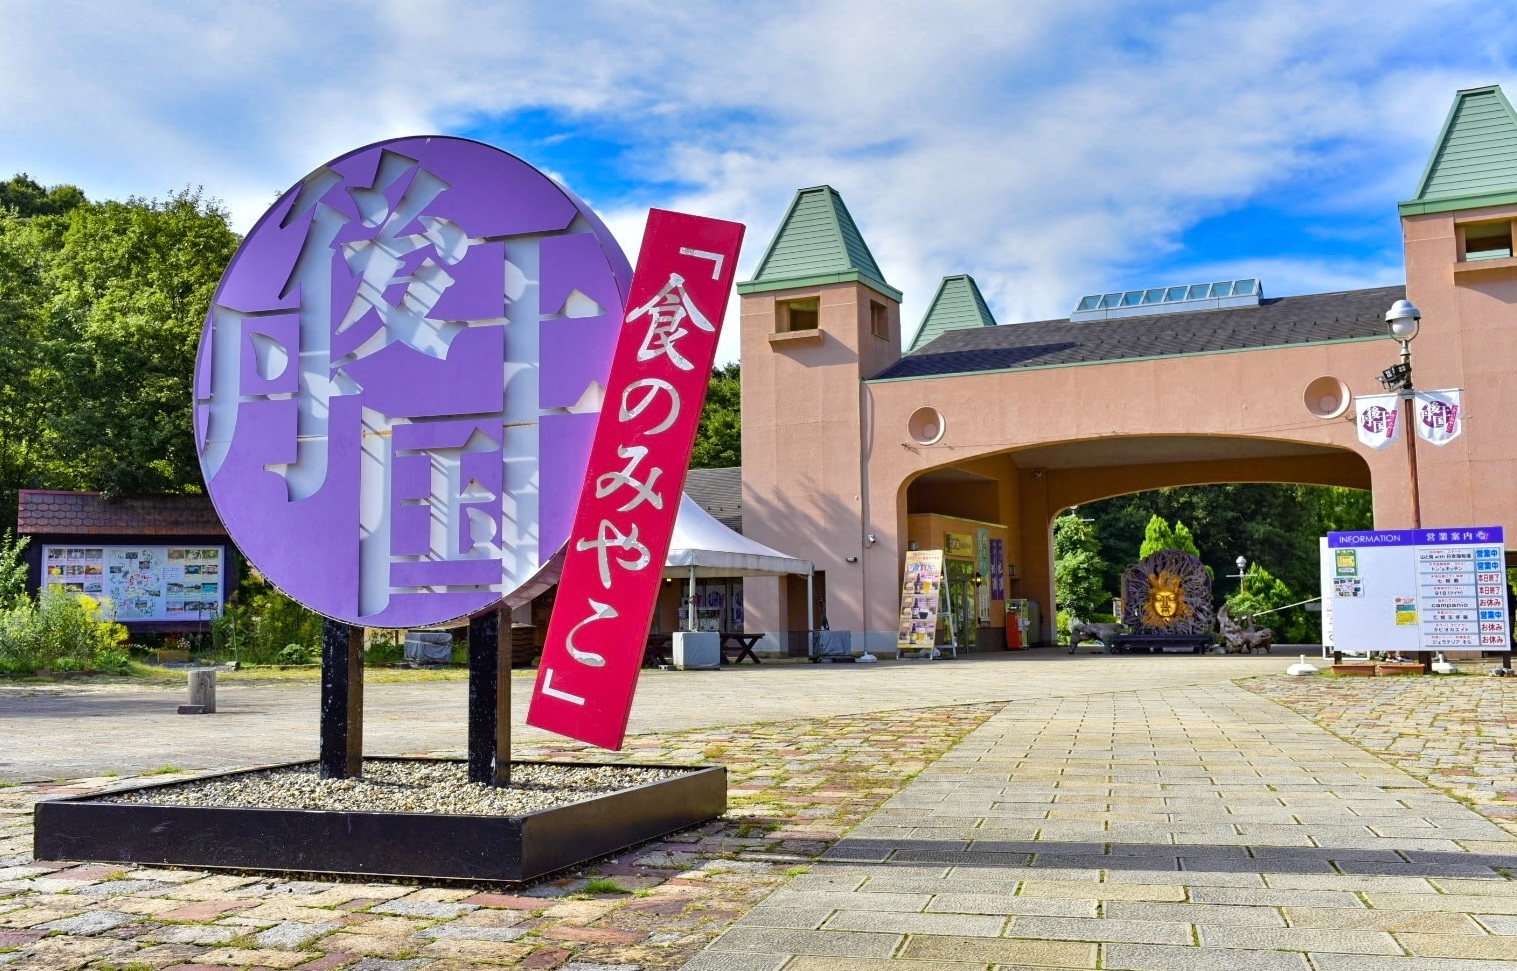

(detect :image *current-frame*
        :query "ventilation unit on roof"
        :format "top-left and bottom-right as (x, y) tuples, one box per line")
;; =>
(1069, 279), (1262, 321)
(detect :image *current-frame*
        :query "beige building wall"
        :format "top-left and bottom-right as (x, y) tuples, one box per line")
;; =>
(1403, 202), (1517, 526)
(740, 191), (1517, 653)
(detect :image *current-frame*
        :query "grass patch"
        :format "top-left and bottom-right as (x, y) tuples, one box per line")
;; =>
(142, 765), (182, 776)
(580, 876), (628, 895)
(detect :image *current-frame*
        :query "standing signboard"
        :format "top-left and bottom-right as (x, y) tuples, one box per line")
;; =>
(898, 550), (945, 653)
(525, 210), (744, 750)
(1326, 527), (1509, 654)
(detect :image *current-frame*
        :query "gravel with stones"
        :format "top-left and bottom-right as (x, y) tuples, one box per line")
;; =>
(95, 759), (687, 816)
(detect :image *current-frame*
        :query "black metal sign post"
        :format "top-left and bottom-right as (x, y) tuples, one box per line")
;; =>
(468, 608), (510, 786)
(319, 619), (364, 779)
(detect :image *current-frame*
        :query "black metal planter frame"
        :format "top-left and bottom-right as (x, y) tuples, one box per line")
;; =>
(33, 757), (726, 883)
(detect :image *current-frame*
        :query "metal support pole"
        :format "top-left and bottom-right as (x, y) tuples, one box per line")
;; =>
(1402, 392), (1422, 529)
(687, 566), (698, 631)
(1400, 340), (1422, 529)
(319, 619), (364, 779)
(806, 567), (815, 639)
(468, 609), (509, 786)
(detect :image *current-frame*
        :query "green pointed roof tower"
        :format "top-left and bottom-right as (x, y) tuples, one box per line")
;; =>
(907, 274), (997, 352)
(1401, 85), (1517, 215)
(737, 186), (901, 300)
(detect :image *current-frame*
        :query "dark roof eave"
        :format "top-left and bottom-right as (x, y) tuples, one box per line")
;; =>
(867, 333), (1390, 384)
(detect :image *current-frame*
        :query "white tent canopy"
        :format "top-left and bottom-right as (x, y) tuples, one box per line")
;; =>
(664, 493), (812, 578)
(665, 492), (815, 635)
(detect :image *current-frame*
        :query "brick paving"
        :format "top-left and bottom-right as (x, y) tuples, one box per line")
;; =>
(12, 661), (1517, 970)
(687, 679), (1517, 970)
(0, 703), (999, 970)
(1246, 674), (1517, 833)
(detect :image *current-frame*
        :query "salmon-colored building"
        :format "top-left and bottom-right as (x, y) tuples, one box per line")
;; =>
(734, 85), (1517, 654)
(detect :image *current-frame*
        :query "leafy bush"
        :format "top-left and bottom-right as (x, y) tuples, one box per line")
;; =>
(0, 531), (28, 609)
(1224, 562), (1315, 644)
(365, 630), (404, 666)
(0, 589), (130, 674)
(276, 643), (317, 665)
(210, 574), (322, 665)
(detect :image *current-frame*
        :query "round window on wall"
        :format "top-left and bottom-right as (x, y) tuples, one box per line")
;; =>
(908, 407), (945, 446)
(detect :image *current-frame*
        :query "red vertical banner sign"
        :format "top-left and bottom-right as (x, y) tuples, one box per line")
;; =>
(526, 209), (744, 749)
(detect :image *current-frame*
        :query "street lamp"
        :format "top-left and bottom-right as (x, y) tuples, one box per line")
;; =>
(1230, 555), (1248, 595)
(1380, 299), (1423, 527)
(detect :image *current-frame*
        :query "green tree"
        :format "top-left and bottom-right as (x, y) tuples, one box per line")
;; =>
(1053, 512), (1109, 620)
(1086, 484), (1372, 610)
(0, 531), (28, 608)
(22, 186), (239, 497)
(0, 173), (86, 218)
(1139, 514), (1199, 558)
(692, 362), (741, 468)
(1225, 561), (1311, 643)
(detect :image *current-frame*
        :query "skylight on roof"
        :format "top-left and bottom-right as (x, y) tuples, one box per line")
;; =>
(1070, 278), (1261, 321)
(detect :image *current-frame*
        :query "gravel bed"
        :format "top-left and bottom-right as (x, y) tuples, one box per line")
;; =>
(96, 760), (688, 816)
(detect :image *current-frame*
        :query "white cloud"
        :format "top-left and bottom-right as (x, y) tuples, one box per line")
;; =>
(3, 0), (1514, 365)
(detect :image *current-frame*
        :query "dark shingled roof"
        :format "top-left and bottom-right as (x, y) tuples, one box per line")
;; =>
(875, 285), (1405, 381)
(17, 490), (226, 537)
(684, 467), (742, 534)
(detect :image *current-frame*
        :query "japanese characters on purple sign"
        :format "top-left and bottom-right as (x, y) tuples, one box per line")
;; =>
(195, 137), (631, 628)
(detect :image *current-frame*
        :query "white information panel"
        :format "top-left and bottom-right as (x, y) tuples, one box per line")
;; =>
(1326, 527), (1508, 655)
(42, 545), (227, 622)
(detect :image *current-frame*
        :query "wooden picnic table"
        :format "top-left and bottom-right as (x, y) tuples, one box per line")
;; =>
(720, 631), (763, 664)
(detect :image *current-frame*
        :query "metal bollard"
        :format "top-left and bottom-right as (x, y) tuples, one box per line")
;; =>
(180, 669), (217, 714)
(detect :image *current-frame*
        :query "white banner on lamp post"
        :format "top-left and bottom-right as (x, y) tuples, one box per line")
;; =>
(1355, 393), (1401, 450)
(1414, 389), (1463, 445)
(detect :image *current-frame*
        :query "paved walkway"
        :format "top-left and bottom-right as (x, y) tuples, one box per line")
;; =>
(693, 680), (1517, 971)
(0, 651), (1285, 781)
(11, 654), (1517, 970)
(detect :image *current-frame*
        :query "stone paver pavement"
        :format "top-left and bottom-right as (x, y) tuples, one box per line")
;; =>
(11, 656), (1517, 969)
(0, 701), (1000, 969)
(693, 680), (1517, 970)
(0, 652), (1284, 781)
(1248, 674), (1517, 833)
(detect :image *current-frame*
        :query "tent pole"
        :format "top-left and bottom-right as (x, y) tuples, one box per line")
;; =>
(687, 566), (697, 631)
(807, 567), (815, 640)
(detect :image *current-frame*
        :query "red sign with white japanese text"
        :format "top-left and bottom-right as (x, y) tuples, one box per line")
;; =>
(526, 209), (744, 749)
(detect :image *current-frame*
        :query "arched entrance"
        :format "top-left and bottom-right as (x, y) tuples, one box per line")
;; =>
(901, 436), (1373, 645)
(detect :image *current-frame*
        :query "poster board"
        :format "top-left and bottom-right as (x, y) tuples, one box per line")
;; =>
(42, 544), (227, 623)
(1325, 527), (1508, 655)
(898, 550), (945, 652)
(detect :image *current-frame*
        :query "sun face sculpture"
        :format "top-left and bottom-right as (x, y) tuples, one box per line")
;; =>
(1122, 549), (1214, 636)
(1142, 569), (1192, 627)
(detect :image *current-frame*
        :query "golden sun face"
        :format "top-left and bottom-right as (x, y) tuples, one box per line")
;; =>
(1142, 570), (1192, 628)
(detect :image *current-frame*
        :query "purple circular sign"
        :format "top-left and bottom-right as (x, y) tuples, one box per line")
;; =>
(195, 137), (632, 628)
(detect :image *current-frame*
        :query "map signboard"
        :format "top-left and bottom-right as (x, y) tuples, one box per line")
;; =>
(1324, 527), (1509, 655)
(42, 544), (226, 622)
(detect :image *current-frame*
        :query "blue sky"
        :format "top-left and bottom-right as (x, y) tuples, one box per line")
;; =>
(3, 1), (1515, 363)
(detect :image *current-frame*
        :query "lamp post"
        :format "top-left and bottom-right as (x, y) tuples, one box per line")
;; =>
(1229, 555), (1248, 596)
(1381, 299), (1422, 528)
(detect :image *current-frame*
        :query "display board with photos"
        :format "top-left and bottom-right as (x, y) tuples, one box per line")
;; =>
(42, 545), (227, 622)
(898, 550), (947, 652)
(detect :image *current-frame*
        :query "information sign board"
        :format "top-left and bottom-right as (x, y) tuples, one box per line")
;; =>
(1324, 527), (1509, 654)
(42, 544), (227, 622)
